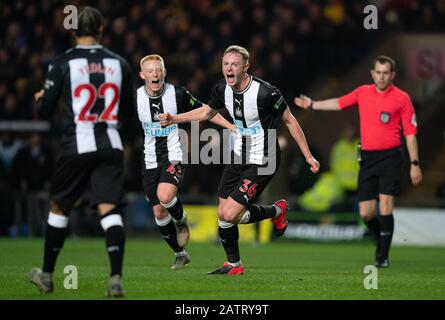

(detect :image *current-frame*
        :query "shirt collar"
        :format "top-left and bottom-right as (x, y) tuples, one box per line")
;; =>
(75, 44), (103, 49)
(374, 83), (394, 95)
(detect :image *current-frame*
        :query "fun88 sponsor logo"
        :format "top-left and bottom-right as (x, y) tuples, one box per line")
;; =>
(143, 122), (178, 137)
(234, 120), (262, 136)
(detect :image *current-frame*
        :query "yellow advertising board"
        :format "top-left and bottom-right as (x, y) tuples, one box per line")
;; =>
(184, 205), (273, 244)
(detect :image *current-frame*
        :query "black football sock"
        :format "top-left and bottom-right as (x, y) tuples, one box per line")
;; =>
(43, 212), (69, 273)
(238, 204), (277, 224)
(364, 216), (381, 240)
(105, 226), (125, 276)
(363, 216), (382, 260)
(156, 215), (182, 253)
(378, 214), (394, 261)
(43, 226), (67, 273)
(161, 196), (184, 222)
(218, 223), (240, 264)
(100, 209), (125, 276)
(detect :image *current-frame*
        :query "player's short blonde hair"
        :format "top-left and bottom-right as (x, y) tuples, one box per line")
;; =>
(223, 45), (249, 64)
(140, 54), (165, 69)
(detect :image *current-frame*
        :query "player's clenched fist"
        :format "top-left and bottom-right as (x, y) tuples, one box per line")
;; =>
(159, 112), (173, 126)
(34, 89), (44, 102)
(306, 156), (320, 173)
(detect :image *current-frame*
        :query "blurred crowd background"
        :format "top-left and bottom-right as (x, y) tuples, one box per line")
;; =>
(1, 0), (445, 236)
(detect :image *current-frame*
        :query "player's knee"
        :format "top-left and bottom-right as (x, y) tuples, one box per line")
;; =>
(98, 203), (116, 216)
(219, 208), (239, 224)
(50, 201), (72, 215)
(99, 207), (124, 232)
(217, 208), (224, 221)
(157, 192), (175, 206)
(227, 216), (240, 225)
(221, 214), (237, 224)
(218, 204), (228, 222)
(152, 205), (169, 220)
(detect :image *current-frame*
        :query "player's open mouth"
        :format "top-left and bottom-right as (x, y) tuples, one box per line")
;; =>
(152, 80), (160, 84)
(226, 75), (235, 81)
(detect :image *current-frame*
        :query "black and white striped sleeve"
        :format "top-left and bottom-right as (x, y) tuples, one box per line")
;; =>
(117, 59), (135, 121)
(38, 61), (64, 119)
(268, 87), (288, 116)
(208, 81), (226, 111)
(178, 86), (203, 112)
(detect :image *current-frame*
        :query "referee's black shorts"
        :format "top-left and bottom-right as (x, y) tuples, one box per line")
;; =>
(358, 146), (403, 201)
(50, 149), (125, 209)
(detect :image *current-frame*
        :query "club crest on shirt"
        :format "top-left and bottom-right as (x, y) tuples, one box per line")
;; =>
(235, 106), (243, 117)
(153, 111), (160, 121)
(380, 112), (390, 124)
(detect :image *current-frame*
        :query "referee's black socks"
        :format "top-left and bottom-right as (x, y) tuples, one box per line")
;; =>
(363, 216), (381, 241)
(378, 214), (394, 260)
(100, 208), (125, 277)
(43, 212), (69, 273)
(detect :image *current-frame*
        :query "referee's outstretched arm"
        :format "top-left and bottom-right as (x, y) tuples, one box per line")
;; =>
(294, 95), (341, 111)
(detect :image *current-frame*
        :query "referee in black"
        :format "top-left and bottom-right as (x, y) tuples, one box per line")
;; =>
(30, 7), (134, 296)
(295, 56), (422, 267)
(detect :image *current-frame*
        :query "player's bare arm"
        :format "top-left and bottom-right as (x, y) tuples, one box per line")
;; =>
(405, 134), (422, 186)
(294, 95), (341, 111)
(281, 107), (320, 173)
(208, 113), (236, 131)
(159, 104), (217, 126)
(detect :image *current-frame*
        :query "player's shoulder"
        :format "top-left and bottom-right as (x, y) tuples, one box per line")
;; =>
(213, 78), (228, 91)
(170, 83), (187, 93)
(136, 85), (145, 95)
(48, 48), (77, 67)
(162, 82), (186, 97)
(49, 46), (129, 67)
(253, 76), (279, 91)
(252, 76), (275, 88)
(252, 76), (280, 95)
(100, 47), (131, 67)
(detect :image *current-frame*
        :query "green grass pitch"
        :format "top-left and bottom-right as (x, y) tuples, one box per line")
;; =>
(1, 238), (444, 300)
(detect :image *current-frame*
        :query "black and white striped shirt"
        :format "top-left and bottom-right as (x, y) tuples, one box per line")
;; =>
(136, 83), (202, 169)
(38, 44), (134, 156)
(208, 76), (288, 164)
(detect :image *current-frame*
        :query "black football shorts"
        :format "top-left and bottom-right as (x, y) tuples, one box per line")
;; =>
(218, 156), (280, 207)
(50, 149), (124, 209)
(141, 161), (185, 206)
(358, 146), (403, 201)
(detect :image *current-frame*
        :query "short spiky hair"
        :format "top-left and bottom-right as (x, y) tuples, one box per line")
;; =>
(373, 55), (396, 72)
(140, 54), (165, 69)
(74, 6), (105, 38)
(224, 45), (249, 64)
